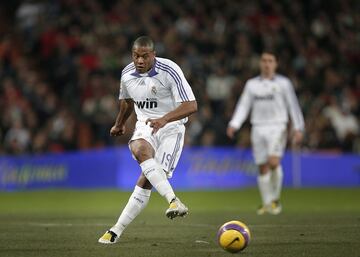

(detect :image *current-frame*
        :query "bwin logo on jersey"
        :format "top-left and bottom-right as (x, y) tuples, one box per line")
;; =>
(135, 98), (158, 109)
(254, 94), (274, 101)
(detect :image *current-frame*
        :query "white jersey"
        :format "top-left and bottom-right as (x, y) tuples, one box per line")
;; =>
(229, 74), (304, 131)
(119, 57), (196, 124)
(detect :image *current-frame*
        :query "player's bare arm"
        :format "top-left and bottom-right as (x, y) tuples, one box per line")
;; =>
(146, 100), (197, 134)
(226, 126), (237, 139)
(292, 130), (303, 146)
(110, 99), (134, 136)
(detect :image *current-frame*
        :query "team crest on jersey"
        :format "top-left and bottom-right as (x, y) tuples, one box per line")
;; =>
(151, 86), (157, 95)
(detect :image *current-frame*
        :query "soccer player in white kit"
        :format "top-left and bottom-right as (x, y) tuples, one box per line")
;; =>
(99, 36), (197, 244)
(227, 52), (304, 215)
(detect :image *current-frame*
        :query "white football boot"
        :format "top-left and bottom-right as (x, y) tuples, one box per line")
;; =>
(98, 230), (119, 244)
(268, 200), (282, 215)
(257, 201), (282, 215)
(165, 197), (189, 219)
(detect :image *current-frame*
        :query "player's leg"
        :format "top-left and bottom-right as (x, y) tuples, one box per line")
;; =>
(268, 156), (283, 201)
(268, 156), (283, 214)
(256, 164), (274, 214)
(251, 126), (273, 214)
(266, 125), (286, 214)
(131, 139), (177, 204)
(155, 125), (188, 219)
(98, 174), (152, 244)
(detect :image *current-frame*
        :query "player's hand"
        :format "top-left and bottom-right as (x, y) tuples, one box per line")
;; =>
(146, 117), (167, 134)
(110, 124), (125, 136)
(226, 126), (236, 139)
(292, 130), (303, 147)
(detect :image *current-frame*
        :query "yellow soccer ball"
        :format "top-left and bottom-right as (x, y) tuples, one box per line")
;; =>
(217, 220), (251, 253)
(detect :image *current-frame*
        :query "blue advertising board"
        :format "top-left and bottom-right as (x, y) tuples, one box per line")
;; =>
(0, 147), (359, 191)
(0, 149), (119, 191)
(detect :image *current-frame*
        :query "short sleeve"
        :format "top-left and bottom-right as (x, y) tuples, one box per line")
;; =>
(119, 78), (130, 100)
(167, 62), (196, 103)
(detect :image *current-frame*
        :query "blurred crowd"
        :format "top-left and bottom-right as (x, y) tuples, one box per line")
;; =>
(0, 0), (359, 155)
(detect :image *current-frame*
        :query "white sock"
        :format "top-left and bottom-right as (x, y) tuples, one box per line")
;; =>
(271, 165), (283, 201)
(257, 172), (273, 206)
(111, 186), (151, 236)
(140, 158), (175, 203)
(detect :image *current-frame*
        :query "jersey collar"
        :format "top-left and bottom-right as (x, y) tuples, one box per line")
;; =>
(131, 60), (158, 78)
(259, 73), (277, 81)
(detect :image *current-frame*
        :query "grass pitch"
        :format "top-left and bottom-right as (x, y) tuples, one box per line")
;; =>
(0, 188), (359, 257)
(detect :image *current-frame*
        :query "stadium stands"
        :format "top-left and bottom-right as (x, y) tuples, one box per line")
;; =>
(0, 0), (359, 154)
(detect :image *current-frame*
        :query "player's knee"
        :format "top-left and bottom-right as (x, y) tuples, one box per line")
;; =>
(130, 140), (154, 163)
(258, 164), (269, 175)
(132, 148), (152, 163)
(131, 146), (152, 163)
(268, 157), (280, 170)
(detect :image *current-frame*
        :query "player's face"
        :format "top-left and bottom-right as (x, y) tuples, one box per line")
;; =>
(260, 53), (277, 77)
(132, 46), (155, 73)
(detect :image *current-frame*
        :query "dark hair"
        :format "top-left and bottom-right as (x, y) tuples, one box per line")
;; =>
(132, 36), (155, 51)
(261, 50), (277, 60)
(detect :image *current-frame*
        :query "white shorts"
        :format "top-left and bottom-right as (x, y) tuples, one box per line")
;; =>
(251, 124), (287, 165)
(130, 121), (185, 178)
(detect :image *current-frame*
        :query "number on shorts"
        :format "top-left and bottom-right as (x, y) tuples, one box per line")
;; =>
(161, 152), (172, 167)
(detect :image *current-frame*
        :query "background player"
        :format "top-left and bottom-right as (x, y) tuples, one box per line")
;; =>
(227, 51), (304, 215)
(99, 36), (197, 244)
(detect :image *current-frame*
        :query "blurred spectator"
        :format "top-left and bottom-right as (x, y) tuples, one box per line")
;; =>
(206, 66), (235, 114)
(323, 97), (359, 152)
(0, 0), (359, 154)
(4, 119), (31, 154)
(16, 0), (45, 50)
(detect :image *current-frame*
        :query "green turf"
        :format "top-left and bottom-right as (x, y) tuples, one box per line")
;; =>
(0, 188), (359, 257)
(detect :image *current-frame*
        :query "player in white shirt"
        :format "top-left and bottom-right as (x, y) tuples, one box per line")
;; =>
(227, 52), (304, 215)
(99, 36), (197, 244)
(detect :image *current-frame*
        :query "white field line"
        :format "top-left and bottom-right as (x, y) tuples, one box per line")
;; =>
(27, 222), (359, 228)
(195, 240), (210, 244)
